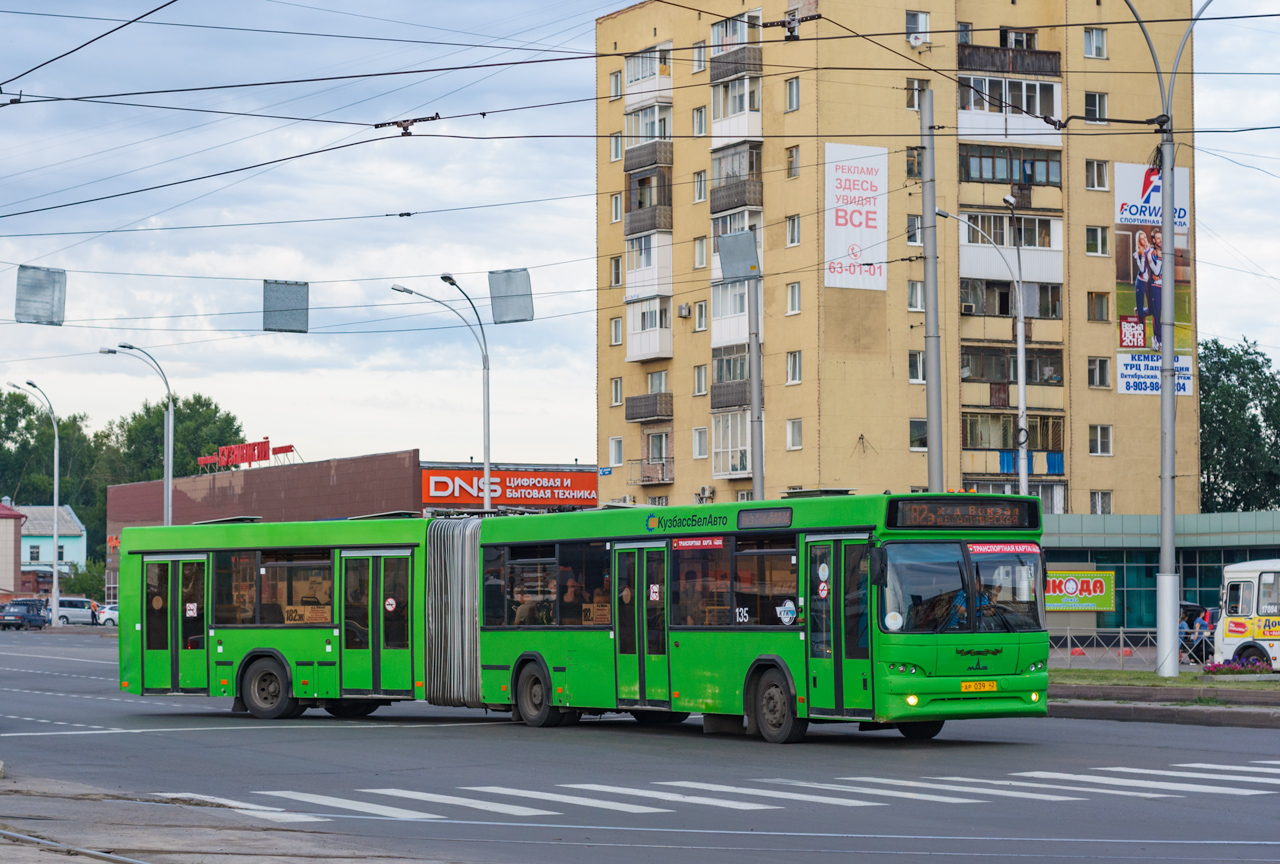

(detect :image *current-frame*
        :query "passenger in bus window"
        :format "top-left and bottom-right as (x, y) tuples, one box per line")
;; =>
(593, 575), (611, 603)
(561, 578), (586, 625)
(514, 588), (539, 626)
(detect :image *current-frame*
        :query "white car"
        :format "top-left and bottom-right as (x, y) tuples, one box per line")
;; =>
(54, 598), (95, 625)
(99, 604), (118, 627)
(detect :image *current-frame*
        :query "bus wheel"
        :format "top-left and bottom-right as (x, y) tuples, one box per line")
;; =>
(1237, 646), (1272, 667)
(897, 720), (945, 740)
(242, 658), (298, 720)
(757, 668), (807, 744)
(517, 664), (563, 728)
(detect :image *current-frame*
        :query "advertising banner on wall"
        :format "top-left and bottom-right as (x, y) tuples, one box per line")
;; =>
(1113, 162), (1193, 396)
(823, 142), (888, 290)
(422, 468), (597, 508)
(1046, 571), (1116, 612)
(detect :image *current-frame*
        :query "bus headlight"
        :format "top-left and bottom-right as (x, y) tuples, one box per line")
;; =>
(906, 694), (919, 707)
(1031, 691), (1040, 702)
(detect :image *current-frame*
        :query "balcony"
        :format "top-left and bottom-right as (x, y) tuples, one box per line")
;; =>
(710, 379), (758, 411)
(709, 45), (761, 83)
(709, 178), (763, 215)
(623, 140), (673, 172)
(625, 391), (673, 423)
(958, 44), (1060, 77)
(627, 457), (674, 486)
(624, 205), (672, 236)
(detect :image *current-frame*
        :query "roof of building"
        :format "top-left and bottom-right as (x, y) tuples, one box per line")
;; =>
(0, 501), (23, 521)
(1044, 511), (1280, 550)
(16, 505), (84, 537)
(420, 460), (597, 473)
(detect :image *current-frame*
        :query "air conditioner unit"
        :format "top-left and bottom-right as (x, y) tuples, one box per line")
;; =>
(678, 303), (692, 318)
(699, 485), (716, 500)
(908, 32), (929, 49)
(961, 302), (976, 315)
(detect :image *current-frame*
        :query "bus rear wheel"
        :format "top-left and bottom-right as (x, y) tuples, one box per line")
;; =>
(517, 664), (563, 728)
(897, 720), (945, 740)
(242, 658), (298, 720)
(756, 668), (807, 744)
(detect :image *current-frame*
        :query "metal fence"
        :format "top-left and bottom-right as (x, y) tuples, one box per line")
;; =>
(1049, 628), (1205, 670)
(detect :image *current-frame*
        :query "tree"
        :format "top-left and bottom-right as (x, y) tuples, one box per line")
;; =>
(1199, 338), (1280, 513)
(111, 393), (246, 482)
(62, 560), (106, 602)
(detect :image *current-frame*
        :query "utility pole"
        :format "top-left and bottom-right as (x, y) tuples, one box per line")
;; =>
(748, 273), (764, 501)
(1005, 197), (1030, 497)
(919, 88), (943, 493)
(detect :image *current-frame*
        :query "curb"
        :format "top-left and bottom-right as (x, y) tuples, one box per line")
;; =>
(1050, 684), (1280, 707)
(0, 760), (4, 778)
(1049, 699), (1280, 729)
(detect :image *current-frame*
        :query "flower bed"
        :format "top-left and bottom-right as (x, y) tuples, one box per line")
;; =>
(1202, 658), (1275, 675)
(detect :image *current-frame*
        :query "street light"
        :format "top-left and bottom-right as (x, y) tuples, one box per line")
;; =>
(101, 344), (174, 526)
(938, 207), (1028, 496)
(392, 279), (492, 511)
(8, 380), (60, 624)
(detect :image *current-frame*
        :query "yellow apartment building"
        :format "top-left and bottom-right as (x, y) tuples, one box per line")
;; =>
(595, 0), (1199, 515)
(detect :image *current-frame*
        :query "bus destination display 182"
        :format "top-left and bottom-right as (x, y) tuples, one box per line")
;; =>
(889, 498), (1037, 530)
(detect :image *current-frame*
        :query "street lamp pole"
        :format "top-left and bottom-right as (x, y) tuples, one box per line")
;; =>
(102, 345), (174, 526)
(9, 381), (59, 624)
(392, 280), (492, 511)
(1122, 0), (1214, 678)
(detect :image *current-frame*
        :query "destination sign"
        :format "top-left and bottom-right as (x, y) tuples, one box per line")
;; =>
(889, 499), (1037, 530)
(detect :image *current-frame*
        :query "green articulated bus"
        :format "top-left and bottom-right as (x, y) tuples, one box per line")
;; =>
(119, 494), (1048, 742)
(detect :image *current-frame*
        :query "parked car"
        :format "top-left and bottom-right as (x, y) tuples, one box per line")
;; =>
(55, 597), (95, 625)
(8, 598), (48, 623)
(99, 604), (118, 627)
(0, 603), (46, 630)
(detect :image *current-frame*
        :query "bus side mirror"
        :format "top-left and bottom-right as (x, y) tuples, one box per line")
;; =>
(869, 547), (886, 587)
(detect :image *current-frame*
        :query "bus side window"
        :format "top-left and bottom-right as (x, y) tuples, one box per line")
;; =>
(482, 546), (507, 627)
(1259, 573), (1279, 616)
(557, 542), (609, 626)
(1226, 581), (1253, 617)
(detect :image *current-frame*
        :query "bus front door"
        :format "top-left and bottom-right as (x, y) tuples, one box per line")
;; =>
(142, 555), (209, 694)
(340, 552), (414, 697)
(613, 544), (670, 708)
(804, 537), (872, 717)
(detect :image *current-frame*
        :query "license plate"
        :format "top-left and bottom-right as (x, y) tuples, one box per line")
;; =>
(961, 681), (997, 693)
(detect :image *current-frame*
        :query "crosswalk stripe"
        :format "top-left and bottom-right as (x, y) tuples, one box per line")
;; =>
(254, 791), (443, 819)
(838, 777), (1082, 802)
(1094, 767), (1280, 786)
(560, 784), (780, 810)
(1012, 772), (1273, 796)
(656, 781), (882, 807)
(153, 792), (331, 822)
(1253, 761), (1280, 765)
(926, 777), (1177, 799)
(360, 788), (559, 816)
(1178, 763), (1280, 775)
(760, 779), (985, 804)
(460, 787), (671, 814)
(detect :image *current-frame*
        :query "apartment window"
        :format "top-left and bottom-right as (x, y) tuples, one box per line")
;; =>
(960, 346), (1063, 385)
(1003, 29), (1037, 50)
(610, 193), (622, 223)
(786, 145), (800, 178)
(693, 41), (706, 72)
(906, 214), (922, 245)
(1087, 292), (1109, 322)
(1085, 159), (1109, 190)
(908, 350), (925, 383)
(625, 46), (668, 84)
(693, 170), (706, 202)
(959, 77), (1055, 118)
(1084, 92), (1108, 122)
(28, 545), (39, 562)
(907, 280), (924, 312)
(634, 297), (669, 332)
(1026, 415), (1065, 450)
(1088, 357), (1111, 388)
(711, 209), (758, 252)
(965, 213), (1005, 246)
(713, 343), (748, 384)
(712, 411), (750, 476)
(786, 350), (802, 384)
(905, 11), (929, 41)
(958, 144), (1061, 186)
(627, 234), (653, 270)
(609, 437), (624, 467)
(647, 495), (668, 506)
(692, 426), (708, 459)
(1090, 491), (1112, 515)
(609, 70), (622, 99)
(711, 12), (759, 55)
(610, 317), (623, 345)
(906, 148), (920, 179)
(692, 105), (707, 137)
(1083, 28), (1107, 59)
(785, 76), (800, 112)
(906, 78), (928, 110)
(610, 256), (622, 286)
(787, 282), (801, 314)
(625, 104), (672, 147)
(712, 76), (760, 120)
(786, 419), (803, 451)
(962, 413), (1060, 450)
(611, 377), (623, 406)
(1012, 216), (1053, 248)
(1086, 226), (1110, 256)
(694, 364), (707, 396)
(786, 214), (800, 246)
(712, 280), (748, 319)
(648, 370), (667, 394)
(1089, 424), (1113, 456)
(909, 419), (928, 451)
(694, 236), (708, 269)
(694, 300), (707, 331)
(957, 22), (971, 44)
(609, 132), (622, 161)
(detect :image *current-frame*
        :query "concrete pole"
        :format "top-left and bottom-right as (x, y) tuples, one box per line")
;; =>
(482, 352), (491, 511)
(52, 417), (59, 623)
(919, 88), (943, 493)
(164, 396), (173, 526)
(1007, 202), (1029, 497)
(1156, 129), (1178, 676)
(748, 276), (764, 501)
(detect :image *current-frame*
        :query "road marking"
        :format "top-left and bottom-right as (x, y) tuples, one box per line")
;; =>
(1179, 763), (1280, 775)
(761, 779), (984, 804)
(927, 777), (1177, 799)
(0, 651), (116, 665)
(838, 777), (1083, 802)
(560, 784), (780, 810)
(461, 787), (671, 814)
(656, 781), (882, 808)
(1095, 767), (1280, 786)
(254, 791), (442, 820)
(153, 792), (330, 822)
(1253, 761), (1280, 765)
(0, 667), (116, 681)
(0, 686), (220, 711)
(1013, 772), (1273, 796)
(361, 789), (559, 816)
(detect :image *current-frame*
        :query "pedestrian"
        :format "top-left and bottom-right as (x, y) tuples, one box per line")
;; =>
(89, 598), (99, 626)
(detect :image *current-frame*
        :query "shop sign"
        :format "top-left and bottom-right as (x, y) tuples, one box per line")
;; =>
(1045, 571), (1115, 612)
(422, 469), (597, 507)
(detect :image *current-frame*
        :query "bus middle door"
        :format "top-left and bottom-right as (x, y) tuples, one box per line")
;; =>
(613, 543), (670, 707)
(142, 555), (208, 694)
(340, 551), (413, 696)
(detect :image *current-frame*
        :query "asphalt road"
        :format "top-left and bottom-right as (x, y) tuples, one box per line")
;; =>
(2, 627), (1279, 864)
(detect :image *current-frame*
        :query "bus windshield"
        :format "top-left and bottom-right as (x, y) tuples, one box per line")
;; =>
(969, 546), (1043, 632)
(883, 543), (967, 633)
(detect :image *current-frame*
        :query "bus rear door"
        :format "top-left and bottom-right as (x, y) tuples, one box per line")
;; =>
(339, 551), (414, 697)
(612, 543), (670, 708)
(142, 554), (209, 693)
(804, 535), (872, 717)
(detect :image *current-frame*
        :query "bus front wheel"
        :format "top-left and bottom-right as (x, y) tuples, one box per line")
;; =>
(242, 658), (299, 720)
(756, 668), (807, 744)
(517, 664), (563, 728)
(897, 720), (945, 740)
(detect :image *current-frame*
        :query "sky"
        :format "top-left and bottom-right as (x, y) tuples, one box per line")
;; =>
(0, 0), (1276, 470)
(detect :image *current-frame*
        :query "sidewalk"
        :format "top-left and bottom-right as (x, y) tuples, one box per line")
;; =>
(1049, 698), (1280, 729)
